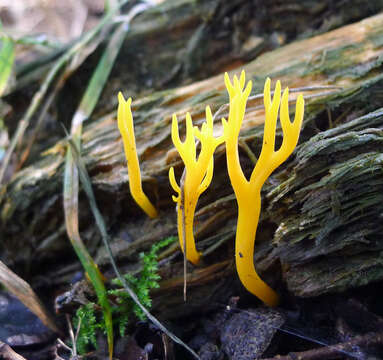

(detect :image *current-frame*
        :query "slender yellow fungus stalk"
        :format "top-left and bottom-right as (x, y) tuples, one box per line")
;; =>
(117, 92), (158, 219)
(222, 71), (304, 306)
(169, 107), (224, 264)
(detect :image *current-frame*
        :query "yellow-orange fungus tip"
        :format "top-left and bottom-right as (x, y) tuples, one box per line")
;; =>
(117, 93), (158, 219)
(169, 107), (224, 265)
(223, 71), (304, 306)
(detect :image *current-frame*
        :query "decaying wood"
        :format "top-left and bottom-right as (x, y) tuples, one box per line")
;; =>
(2, 7), (383, 310)
(15, 0), (383, 117)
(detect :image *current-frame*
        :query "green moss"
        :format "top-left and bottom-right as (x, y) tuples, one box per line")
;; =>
(73, 236), (176, 353)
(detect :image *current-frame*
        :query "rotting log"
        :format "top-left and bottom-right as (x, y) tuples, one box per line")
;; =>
(14, 0), (383, 120)
(266, 111), (383, 297)
(2, 10), (383, 311)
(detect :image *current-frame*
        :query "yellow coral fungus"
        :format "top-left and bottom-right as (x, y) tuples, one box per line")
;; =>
(169, 107), (224, 264)
(117, 92), (158, 219)
(222, 71), (304, 306)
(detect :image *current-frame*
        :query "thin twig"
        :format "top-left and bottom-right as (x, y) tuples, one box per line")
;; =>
(57, 338), (72, 353)
(261, 331), (383, 360)
(66, 314), (78, 357)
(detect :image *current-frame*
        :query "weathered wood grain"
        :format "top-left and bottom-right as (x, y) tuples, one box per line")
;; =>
(2, 8), (383, 306)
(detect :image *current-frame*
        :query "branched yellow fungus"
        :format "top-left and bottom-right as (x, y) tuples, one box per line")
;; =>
(169, 107), (224, 264)
(222, 71), (304, 306)
(117, 92), (158, 219)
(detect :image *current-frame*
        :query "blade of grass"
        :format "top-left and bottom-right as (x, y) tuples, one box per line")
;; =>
(17, 6), (113, 170)
(0, 0), (130, 185)
(63, 21), (128, 360)
(63, 152), (114, 357)
(14, 35), (61, 50)
(68, 137), (201, 360)
(0, 36), (14, 96)
(63, 2), (199, 356)
(16, 14), (110, 170)
(0, 260), (61, 334)
(17, 77), (65, 169)
(63, 2), (158, 357)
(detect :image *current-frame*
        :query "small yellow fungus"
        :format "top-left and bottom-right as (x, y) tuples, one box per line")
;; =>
(169, 107), (224, 264)
(222, 71), (304, 306)
(117, 92), (158, 219)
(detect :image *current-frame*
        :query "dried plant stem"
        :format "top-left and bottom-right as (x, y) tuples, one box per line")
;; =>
(0, 0), (130, 185)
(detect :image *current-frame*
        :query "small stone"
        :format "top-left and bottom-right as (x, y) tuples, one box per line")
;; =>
(220, 307), (285, 360)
